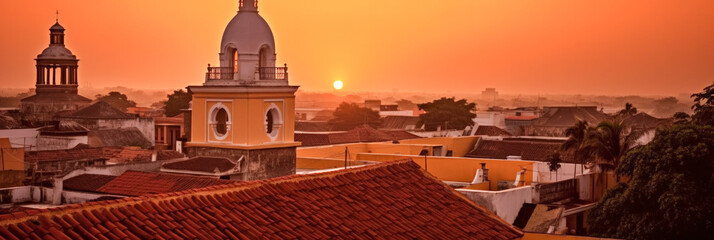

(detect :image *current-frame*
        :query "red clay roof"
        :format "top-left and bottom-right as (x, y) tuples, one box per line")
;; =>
(25, 146), (184, 163)
(296, 125), (421, 147)
(63, 174), (116, 193)
(0, 160), (523, 239)
(467, 139), (575, 163)
(96, 171), (231, 196)
(475, 125), (513, 136)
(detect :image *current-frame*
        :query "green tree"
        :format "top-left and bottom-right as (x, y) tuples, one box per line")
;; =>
(417, 97), (476, 131)
(162, 89), (192, 117)
(328, 102), (382, 131)
(587, 121), (643, 172)
(561, 120), (593, 177)
(547, 152), (562, 181)
(588, 123), (714, 239)
(690, 82), (714, 126)
(95, 91), (136, 111)
(395, 99), (417, 111)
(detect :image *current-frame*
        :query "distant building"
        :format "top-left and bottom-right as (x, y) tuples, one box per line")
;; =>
(59, 101), (155, 147)
(525, 106), (608, 137)
(20, 21), (91, 122)
(481, 88), (499, 105)
(154, 113), (184, 151)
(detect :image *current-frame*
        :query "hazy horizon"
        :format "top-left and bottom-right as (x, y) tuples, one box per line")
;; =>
(1, 0), (713, 96)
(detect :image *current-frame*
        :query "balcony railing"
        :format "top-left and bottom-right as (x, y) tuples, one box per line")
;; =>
(259, 65), (288, 80)
(205, 64), (289, 81)
(206, 66), (234, 80)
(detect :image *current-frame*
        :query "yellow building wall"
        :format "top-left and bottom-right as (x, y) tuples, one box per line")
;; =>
(0, 138), (24, 171)
(355, 153), (534, 190)
(189, 91), (296, 147)
(296, 157), (370, 170)
(398, 136), (480, 157)
(297, 143), (436, 159)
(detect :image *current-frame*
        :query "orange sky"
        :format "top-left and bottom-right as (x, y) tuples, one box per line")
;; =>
(0, 0), (712, 95)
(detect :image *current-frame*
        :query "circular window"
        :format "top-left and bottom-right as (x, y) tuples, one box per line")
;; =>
(265, 105), (282, 140)
(209, 103), (231, 140)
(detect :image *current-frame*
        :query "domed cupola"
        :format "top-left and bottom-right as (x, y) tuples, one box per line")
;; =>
(35, 20), (80, 86)
(205, 0), (287, 85)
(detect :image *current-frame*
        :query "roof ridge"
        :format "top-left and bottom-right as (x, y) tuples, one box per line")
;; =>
(0, 160), (419, 225)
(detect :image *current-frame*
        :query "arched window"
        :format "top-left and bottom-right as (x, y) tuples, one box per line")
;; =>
(232, 49), (239, 74)
(265, 104), (282, 140)
(215, 108), (228, 135)
(209, 103), (231, 140)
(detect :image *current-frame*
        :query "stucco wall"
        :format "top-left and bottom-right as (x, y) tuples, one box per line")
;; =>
(457, 186), (534, 224)
(0, 128), (39, 150)
(37, 135), (87, 151)
(532, 162), (590, 183)
(97, 118), (155, 146)
(355, 153), (535, 190)
(185, 146), (295, 181)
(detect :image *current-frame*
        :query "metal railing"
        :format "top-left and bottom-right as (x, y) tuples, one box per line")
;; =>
(205, 64), (289, 81)
(259, 65), (288, 80)
(206, 66), (234, 80)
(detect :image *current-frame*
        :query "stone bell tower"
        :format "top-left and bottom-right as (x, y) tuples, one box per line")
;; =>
(185, 0), (300, 180)
(21, 20), (91, 122)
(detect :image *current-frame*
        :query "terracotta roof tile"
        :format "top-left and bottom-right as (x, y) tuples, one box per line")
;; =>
(63, 174), (116, 193)
(466, 139), (575, 162)
(474, 125), (513, 136)
(0, 160), (522, 239)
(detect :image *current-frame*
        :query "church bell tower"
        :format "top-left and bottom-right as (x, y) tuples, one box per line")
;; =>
(185, 0), (300, 180)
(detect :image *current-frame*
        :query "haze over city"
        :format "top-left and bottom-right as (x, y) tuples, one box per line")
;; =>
(1, 0), (712, 95)
(0, 1), (713, 239)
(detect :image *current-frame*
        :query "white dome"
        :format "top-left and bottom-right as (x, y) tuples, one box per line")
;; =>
(37, 45), (76, 60)
(220, 11), (275, 55)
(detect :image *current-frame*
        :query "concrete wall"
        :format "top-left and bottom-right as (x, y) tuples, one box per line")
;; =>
(398, 136), (480, 157)
(0, 186), (118, 205)
(185, 146), (295, 181)
(297, 157), (372, 170)
(457, 186), (534, 224)
(533, 162), (590, 183)
(37, 135), (87, 151)
(97, 118), (155, 146)
(355, 153), (535, 190)
(0, 128), (39, 150)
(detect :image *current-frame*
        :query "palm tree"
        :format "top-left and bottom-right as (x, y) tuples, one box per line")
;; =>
(561, 120), (591, 178)
(587, 120), (644, 178)
(617, 102), (638, 117)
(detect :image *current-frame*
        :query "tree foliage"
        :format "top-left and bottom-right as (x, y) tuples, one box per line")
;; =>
(617, 102), (638, 116)
(586, 120), (644, 171)
(95, 91), (136, 112)
(547, 152), (562, 172)
(562, 120), (592, 164)
(588, 123), (714, 239)
(162, 89), (192, 117)
(690, 82), (714, 126)
(417, 97), (476, 131)
(328, 102), (382, 131)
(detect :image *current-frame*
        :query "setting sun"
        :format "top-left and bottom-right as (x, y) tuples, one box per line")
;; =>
(333, 80), (343, 90)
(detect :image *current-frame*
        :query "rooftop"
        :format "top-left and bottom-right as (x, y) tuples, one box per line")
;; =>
(0, 160), (522, 239)
(466, 138), (575, 162)
(474, 125), (513, 137)
(95, 171), (232, 196)
(64, 101), (135, 119)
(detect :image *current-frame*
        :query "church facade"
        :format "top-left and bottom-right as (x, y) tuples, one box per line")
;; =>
(185, 0), (300, 180)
